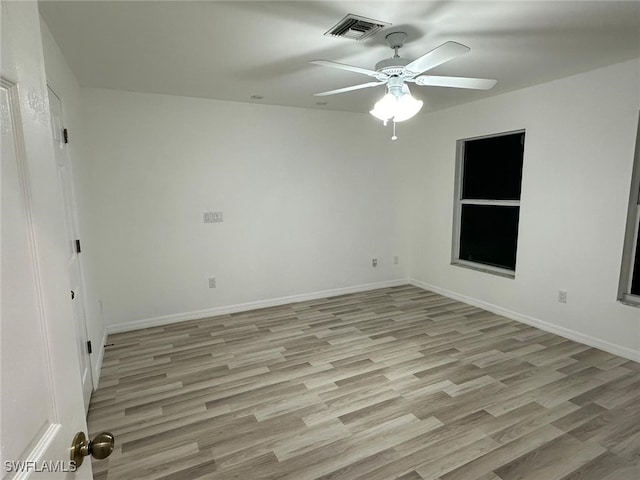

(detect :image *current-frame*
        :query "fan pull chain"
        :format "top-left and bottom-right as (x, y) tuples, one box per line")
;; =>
(391, 120), (398, 140)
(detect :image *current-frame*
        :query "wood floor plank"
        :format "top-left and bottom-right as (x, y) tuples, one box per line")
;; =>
(493, 433), (606, 480)
(88, 285), (640, 479)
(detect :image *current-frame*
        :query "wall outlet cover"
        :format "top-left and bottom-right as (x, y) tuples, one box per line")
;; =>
(204, 211), (223, 223)
(558, 290), (567, 303)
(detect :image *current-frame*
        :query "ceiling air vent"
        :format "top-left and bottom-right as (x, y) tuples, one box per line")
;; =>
(324, 14), (391, 41)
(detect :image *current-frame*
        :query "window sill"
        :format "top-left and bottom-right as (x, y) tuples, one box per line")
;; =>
(619, 294), (640, 308)
(451, 259), (515, 279)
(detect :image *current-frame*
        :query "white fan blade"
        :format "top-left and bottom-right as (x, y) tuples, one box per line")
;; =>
(414, 75), (497, 90)
(314, 81), (385, 97)
(310, 60), (385, 79)
(403, 41), (470, 76)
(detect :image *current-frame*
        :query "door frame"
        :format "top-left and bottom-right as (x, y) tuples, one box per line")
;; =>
(47, 84), (95, 410)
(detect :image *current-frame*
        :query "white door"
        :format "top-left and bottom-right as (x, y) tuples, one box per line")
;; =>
(1, 2), (95, 478)
(47, 87), (94, 411)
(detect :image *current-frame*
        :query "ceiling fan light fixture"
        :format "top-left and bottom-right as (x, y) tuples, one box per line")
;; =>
(369, 89), (423, 122)
(312, 33), (491, 131)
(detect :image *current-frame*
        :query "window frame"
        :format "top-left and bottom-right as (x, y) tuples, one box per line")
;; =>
(451, 129), (525, 278)
(618, 112), (640, 307)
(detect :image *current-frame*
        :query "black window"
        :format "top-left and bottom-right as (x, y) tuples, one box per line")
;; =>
(453, 131), (525, 274)
(631, 216), (640, 296)
(619, 112), (640, 306)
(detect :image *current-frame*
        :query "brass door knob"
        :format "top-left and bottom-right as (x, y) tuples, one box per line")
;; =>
(70, 431), (115, 467)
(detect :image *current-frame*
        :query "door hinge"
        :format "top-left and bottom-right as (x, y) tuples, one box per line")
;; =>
(87, 340), (92, 354)
(75, 239), (82, 254)
(63, 128), (69, 144)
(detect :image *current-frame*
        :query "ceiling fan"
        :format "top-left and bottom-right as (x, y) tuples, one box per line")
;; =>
(311, 32), (497, 123)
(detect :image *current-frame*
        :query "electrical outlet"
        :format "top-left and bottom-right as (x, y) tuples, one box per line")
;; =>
(372, 258), (378, 268)
(558, 290), (567, 303)
(204, 211), (223, 223)
(209, 277), (216, 288)
(393, 256), (399, 265)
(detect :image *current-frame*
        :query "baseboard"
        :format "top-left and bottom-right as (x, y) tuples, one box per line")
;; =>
(92, 329), (108, 389)
(105, 277), (639, 362)
(409, 278), (640, 363)
(106, 279), (409, 334)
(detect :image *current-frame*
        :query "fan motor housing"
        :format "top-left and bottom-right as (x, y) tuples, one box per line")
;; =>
(375, 57), (411, 76)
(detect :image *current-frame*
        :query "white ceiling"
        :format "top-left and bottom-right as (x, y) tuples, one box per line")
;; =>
(38, 1), (640, 114)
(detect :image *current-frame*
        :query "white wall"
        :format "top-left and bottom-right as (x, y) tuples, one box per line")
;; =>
(40, 20), (106, 384)
(395, 58), (640, 360)
(79, 89), (405, 330)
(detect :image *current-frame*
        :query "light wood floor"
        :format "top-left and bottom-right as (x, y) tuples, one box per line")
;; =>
(88, 285), (640, 480)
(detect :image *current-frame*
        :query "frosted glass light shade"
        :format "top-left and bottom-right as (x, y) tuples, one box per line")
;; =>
(393, 94), (423, 122)
(369, 93), (397, 121)
(369, 91), (423, 122)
